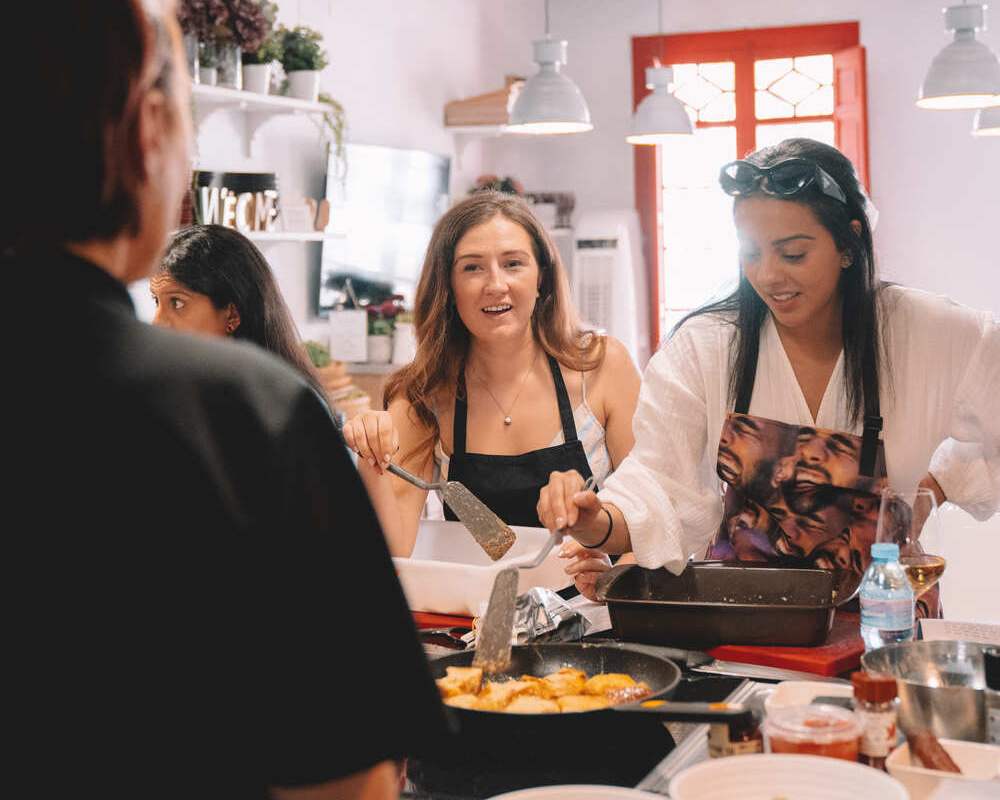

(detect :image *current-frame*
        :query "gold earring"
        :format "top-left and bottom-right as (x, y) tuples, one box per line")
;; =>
(841, 254), (852, 269)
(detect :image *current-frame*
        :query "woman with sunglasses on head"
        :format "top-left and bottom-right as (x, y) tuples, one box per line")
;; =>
(538, 138), (999, 614)
(151, 224), (404, 554)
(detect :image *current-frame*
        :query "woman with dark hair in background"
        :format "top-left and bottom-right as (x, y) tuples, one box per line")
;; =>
(538, 138), (999, 616)
(152, 224), (403, 551)
(342, 191), (642, 577)
(5, 2), (446, 798)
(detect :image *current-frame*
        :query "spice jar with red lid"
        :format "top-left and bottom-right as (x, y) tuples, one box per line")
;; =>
(851, 670), (899, 770)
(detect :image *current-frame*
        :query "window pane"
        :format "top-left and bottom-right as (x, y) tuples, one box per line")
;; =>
(755, 57), (793, 90)
(794, 54), (834, 86)
(769, 70), (821, 105)
(670, 61), (736, 122)
(795, 84), (834, 116)
(755, 90), (794, 119)
(700, 91), (736, 122)
(755, 120), (835, 150)
(699, 61), (735, 92)
(659, 126), (739, 331)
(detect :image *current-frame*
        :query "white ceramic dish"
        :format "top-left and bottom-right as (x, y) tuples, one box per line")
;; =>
(393, 520), (572, 616)
(885, 738), (1000, 800)
(484, 786), (661, 800)
(764, 679), (855, 715)
(668, 752), (908, 800)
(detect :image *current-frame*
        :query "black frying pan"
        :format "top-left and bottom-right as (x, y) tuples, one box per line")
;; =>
(426, 642), (752, 758)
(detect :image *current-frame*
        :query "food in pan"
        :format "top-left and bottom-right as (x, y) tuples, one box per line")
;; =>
(436, 666), (652, 713)
(906, 728), (962, 773)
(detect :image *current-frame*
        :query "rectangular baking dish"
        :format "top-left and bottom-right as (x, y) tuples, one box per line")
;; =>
(594, 562), (837, 648)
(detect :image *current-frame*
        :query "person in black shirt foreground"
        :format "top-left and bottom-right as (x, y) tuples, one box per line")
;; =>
(3, 2), (448, 798)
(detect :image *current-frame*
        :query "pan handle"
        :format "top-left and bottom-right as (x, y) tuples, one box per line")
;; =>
(593, 562), (634, 603)
(612, 699), (754, 727)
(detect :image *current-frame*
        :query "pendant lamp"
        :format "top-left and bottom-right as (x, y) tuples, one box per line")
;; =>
(917, 3), (1000, 110)
(972, 103), (1000, 135)
(627, 0), (693, 143)
(506, 0), (593, 135)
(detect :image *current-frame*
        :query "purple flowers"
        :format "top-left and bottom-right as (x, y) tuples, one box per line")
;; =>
(178, 0), (273, 53)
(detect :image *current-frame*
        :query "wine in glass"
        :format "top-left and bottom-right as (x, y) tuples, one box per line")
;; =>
(875, 487), (946, 598)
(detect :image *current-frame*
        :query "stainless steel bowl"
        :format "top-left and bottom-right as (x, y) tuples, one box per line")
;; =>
(861, 640), (988, 742)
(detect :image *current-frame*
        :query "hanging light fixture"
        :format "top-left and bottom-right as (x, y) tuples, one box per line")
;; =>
(627, 0), (693, 144)
(917, 3), (1000, 110)
(506, 0), (593, 135)
(972, 103), (1000, 135)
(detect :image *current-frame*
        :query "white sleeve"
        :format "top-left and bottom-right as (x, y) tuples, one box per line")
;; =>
(931, 315), (1000, 518)
(598, 321), (725, 574)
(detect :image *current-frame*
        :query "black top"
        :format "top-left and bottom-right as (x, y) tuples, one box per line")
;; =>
(4, 249), (449, 799)
(444, 354), (594, 528)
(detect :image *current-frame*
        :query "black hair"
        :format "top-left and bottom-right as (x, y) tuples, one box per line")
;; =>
(157, 225), (328, 402)
(673, 138), (882, 426)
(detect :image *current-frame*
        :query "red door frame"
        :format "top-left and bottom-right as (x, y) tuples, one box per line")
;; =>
(632, 22), (860, 353)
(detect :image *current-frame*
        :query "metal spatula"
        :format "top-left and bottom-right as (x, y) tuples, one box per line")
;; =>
(473, 475), (597, 674)
(385, 461), (515, 561)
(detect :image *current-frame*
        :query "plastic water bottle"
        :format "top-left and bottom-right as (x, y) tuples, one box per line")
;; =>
(859, 542), (914, 651)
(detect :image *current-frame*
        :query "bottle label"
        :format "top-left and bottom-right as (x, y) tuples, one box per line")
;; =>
(858, 709), (897, 757)
(860, 596), (913, 630)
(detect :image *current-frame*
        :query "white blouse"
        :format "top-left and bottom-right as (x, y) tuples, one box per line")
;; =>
(599, 285), (1000, 574)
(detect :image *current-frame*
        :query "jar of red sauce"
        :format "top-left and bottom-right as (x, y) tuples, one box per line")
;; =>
(762, 703), (862, 761)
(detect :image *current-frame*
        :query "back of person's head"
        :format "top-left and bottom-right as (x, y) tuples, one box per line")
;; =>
(158, 224), (327, 401)
(5, 0), (183, 253)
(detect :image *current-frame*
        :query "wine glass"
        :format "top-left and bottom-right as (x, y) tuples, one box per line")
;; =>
(875, 486), (947, 598)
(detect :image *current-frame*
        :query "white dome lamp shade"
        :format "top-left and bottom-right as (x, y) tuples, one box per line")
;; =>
(972, 103), (1000, 135)
(627, 66), (693, 144)
(506, 0), (592, 135)
(917, 3), (1000, 110)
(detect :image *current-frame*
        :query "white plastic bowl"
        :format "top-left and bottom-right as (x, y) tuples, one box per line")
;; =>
(668, 753), (908, 800)
(393, 520), (571, 616)
(484, 786), (661, 800)
(885, 738), (1000, 800)
(763, 679), (855, 715)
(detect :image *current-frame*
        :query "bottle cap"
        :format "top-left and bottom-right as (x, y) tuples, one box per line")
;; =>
(985, 647), (1000, 690)
(871, 542), (899, 561)
(851, 670), (898, 703)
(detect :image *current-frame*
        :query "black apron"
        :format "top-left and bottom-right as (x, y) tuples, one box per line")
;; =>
(444, 354), (594, 528)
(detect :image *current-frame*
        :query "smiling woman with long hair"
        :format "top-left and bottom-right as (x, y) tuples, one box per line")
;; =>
(343, 191), (641, 567)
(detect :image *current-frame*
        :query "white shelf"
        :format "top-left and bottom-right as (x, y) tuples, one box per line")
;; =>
(191, 82), (328, 157)
(446, 124), (509, 170)
(246, 231), (344, 243)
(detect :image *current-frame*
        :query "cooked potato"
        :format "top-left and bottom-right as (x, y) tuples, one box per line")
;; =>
(583, 673), (637, 697)
(435, 666), (483, 699)
(518, 675), (557, 699)
(557, 694), (610, 712)
(444, 693), (479, 709)
(541, 668), (587, 697)
(472, 679), (535, 711)
(505, 695), (561, 714)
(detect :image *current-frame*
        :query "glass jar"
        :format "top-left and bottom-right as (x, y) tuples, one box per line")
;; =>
(762, 703), (862, 761)
(851, 670), (900, 770)
(203, 40), (242, 89)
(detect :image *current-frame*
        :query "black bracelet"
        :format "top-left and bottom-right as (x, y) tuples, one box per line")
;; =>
(588, 507), (614, 549)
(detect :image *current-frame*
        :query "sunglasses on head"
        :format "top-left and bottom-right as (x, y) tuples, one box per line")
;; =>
(719, 158), (848, 204)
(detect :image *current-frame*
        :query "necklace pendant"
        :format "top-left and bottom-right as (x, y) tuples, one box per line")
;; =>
(504, 416), (512, 426)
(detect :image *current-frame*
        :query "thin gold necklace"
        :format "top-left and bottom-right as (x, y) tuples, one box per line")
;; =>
(469, 350), (538, 426)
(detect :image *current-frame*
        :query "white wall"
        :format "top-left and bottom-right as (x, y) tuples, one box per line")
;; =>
(481, 0), (1000, 316)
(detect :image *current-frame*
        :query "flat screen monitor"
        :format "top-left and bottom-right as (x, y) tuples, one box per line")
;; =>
(318, 143), (451, 313)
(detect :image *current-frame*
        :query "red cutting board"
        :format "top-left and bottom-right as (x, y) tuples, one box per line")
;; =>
(707, 611), (864, 677)
(413, 611), (474, 630)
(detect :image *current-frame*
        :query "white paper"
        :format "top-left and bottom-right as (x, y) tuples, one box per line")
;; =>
(327, 309), (368, 363)
(919, 618), (1000, 646)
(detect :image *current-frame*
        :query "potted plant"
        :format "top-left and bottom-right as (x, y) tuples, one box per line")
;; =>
(198, 44), (219, 85)
(178, 0), (230, 81)
(318, 91), (348, 188)
(304, 340), (370, 419)
(240, 0), (280, 93)
(277, 24), (328, 101)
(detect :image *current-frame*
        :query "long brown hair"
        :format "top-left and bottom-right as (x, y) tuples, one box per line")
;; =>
(384, 191), (605, 462)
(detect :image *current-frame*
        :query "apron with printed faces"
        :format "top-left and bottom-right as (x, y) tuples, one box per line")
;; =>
(705, 363), (941, 619)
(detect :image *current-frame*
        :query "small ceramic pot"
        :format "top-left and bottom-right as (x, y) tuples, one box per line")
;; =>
(242, 62), (271, 94)
(286, 69), (320, 101)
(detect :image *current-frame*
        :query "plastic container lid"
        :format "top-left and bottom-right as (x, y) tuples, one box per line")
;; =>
(851, 671), (898, 703)
(985, 647), (1000, 690)
(761, 703), (863, 745)
(870, 543), (899, 561)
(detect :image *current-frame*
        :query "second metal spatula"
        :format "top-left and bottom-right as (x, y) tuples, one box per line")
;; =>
(386, 461), (515, 560)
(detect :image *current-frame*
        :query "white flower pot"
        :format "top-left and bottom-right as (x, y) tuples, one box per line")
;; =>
(391, 322), (416, 366)
(242, 63), (271, 94)
(286, 69), (320, 101)
(198, 67), (218, 86)
(367, 334), (392, 364)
